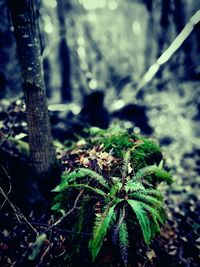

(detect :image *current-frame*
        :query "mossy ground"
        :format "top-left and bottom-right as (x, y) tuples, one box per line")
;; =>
(87, 127), (163, 172)
(50, 127), (170, 266)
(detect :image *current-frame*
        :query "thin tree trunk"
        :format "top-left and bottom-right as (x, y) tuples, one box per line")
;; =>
(156, 0), (171, 82)
(173, 0), (194, 76)
(7, 0), (57, 178)
(158, 0), (171, 54)
(144, 0), (155, 68)
(57, 0), (72, 102)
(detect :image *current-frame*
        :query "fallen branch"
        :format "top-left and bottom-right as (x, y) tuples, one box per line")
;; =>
(45, 189), (84, 233)
(136, 9), (200, 93)
(0, 186), (38, 234)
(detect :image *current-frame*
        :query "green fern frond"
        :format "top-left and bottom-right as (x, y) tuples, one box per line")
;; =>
(139, 201), (161, 233)
(66, 168), (110, 189)
(51, 202), (61, 211)
(109, 182), (122, 197)
(135, 165), (172, 184)
(61, 170), (83, 180)
(154, 169), (173, 184)
(53, 168), (109, 193)
(89, 203), (117, 261)
(52, 170), (86, 192)
(128, 192), (163, 209)
(119, 220), (129, 265)
(125, 181), (145, 193)
(129, 191), (166, 229)
(113, 207), (126, 244)
(64, 184), (107, 197)
(135, 165), (159, 180)
(129, 189), (164, 200)
(127, 200), (151, 245)
(51, 194), (66, 214)
(133, 200), (166, 239)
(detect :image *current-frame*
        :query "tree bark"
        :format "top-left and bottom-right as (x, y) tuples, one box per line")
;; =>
(7, 0), (57, 178)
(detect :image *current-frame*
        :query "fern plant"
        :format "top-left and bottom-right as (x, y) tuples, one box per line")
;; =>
(53, 145), (172, 265)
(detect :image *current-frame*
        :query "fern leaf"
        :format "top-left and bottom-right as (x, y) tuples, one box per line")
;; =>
(119, 221), (129, 265)
(130, 190), (167, 230)
(52, 170), (85, 192)
(53, 183), (107, 197)
(133, 200), (166, 239)
(154, 169), (173, 184)
(144, 189), (164, 200)
(89, 203), (117, 261)
(109, 182), (122, 198)
(135, 165), (172, 184)
(140, 202), (161, 237)
(125, 181), (145, 193)
(129, 189), (163, 200)
(135, 165), (158, 180)
(66, 184), (107, 197)
(68, 168), (110, 189)
(51, 202), (61, 211)
(52, 168), (109, 193)
(128, 192), (163, 208)
(127, 200), (151, 245)
(113, 207), (126, 244)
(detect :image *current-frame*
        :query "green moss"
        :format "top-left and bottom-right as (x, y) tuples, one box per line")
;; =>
(59, 126), (169, 188)
(130, 137), (162, 173)
(90, 128), (162, 173)
(100, 133), (135, 158)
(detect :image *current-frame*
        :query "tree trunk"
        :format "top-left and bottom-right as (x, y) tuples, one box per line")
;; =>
(7, 0), (57, 178)
(156, 0), (171, 83)
(144, 0), (155, 68)
(173, 0), (194, 77)
(57, 0), (72, 102)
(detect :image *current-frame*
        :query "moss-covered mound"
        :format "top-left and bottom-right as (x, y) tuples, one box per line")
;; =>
(52, 127), (172, 266)
(88, 127), (163, 173)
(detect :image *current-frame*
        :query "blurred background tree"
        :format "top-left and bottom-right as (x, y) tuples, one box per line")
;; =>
(0, 0), (199, 103)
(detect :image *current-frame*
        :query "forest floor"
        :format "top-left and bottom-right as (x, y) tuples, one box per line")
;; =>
(0, 80), (200, 266)
(141, 81), (200, 267)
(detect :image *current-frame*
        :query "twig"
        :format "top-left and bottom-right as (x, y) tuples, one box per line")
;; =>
(16, 221), (91, 237)
(45, 189), (84, 233)
(0, 164), (12, 209)
(0, 186), (38, 234)
(36, 241), (51, 267)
